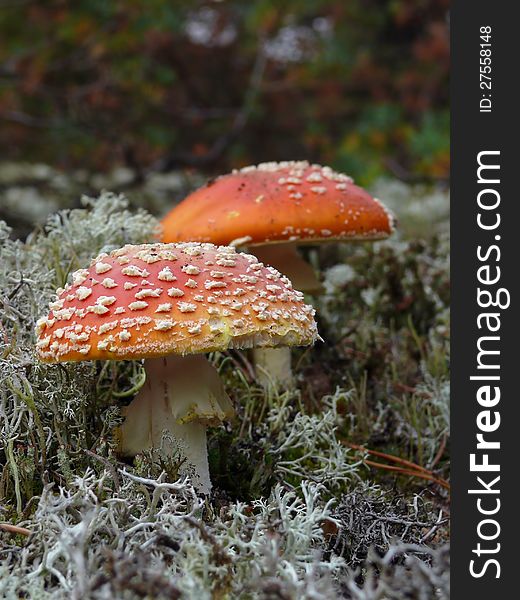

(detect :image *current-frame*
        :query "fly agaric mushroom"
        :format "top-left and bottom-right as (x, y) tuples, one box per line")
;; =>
(35, 242), (317, 493)
(160, 161), (394, 387)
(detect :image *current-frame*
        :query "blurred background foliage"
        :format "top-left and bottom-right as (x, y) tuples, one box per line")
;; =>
(0, 0), (449, 185)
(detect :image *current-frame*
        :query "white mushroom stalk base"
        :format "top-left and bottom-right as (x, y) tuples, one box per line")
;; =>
(252, 346), (293, 391)
(118, 354), (234, 495)
(252, 243), (323, 294)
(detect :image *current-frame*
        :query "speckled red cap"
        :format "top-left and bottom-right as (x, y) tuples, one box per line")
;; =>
(161, 161), (395, 246)
(35, 243), (318, 362)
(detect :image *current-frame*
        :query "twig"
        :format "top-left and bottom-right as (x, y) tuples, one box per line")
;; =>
(0, 522), (30, 536)
(345, 442), (432, 475)
(364, 460), (450, 491)
(343, 441), (450, 491)
(430, 434), (448, 470)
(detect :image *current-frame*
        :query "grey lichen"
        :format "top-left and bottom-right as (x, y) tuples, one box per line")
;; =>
(0, 470), (341, 599)
(1, 193), (158, 515)
(1, 184), (450, 599)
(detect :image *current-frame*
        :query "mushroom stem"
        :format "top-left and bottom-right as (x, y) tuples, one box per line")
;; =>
(252, 243), (323, 294)
(118, 354), (234, 494)
(252, 346), (293, 390)
(249, 244), (318, 390)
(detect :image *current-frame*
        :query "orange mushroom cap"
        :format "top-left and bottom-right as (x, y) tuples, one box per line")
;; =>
(161, 161), (395, 246)
(35, 243), (317, 362)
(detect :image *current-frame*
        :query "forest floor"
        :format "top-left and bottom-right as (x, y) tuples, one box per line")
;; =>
(0, 166), (450, 599)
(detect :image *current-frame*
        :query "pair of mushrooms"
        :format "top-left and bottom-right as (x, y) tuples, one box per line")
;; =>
(36, 161), (394, 494)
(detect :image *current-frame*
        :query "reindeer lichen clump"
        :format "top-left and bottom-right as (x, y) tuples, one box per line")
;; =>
(0, 185), (450, 599)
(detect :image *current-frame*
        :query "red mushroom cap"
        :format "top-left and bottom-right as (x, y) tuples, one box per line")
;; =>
(35, 243), (317, 362)
(161, 161), (395, 246)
